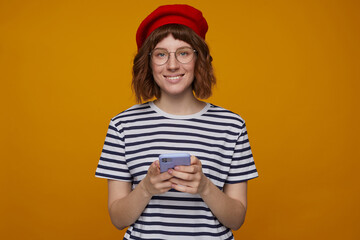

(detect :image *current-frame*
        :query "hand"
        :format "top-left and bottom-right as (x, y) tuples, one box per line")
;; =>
(140, 160), (173, 197)
(168, 156), (210, 195)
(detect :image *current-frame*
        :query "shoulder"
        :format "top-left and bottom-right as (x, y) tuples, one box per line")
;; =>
(206, 103), (246, 127)
(107, 102), (153, 130)
(111, 102), (153, 121)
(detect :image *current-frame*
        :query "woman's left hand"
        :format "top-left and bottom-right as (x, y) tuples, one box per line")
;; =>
(169, 155), (248, 230)
(168, 156), (210, 195)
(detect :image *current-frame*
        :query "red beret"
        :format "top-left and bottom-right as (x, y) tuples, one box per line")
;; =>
(136, 4), (208, 50)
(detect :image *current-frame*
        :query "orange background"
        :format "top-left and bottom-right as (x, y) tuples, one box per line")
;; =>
(1, 0), (359, 239)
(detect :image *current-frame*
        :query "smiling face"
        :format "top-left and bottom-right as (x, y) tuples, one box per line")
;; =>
(151, 34), (196, 99)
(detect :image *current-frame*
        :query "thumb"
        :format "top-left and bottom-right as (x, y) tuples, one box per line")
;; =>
(154, 160), (160, 168)
(148, 160), (160, 175)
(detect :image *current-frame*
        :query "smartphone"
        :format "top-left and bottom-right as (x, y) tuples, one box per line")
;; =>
(159, 153), (191, 173)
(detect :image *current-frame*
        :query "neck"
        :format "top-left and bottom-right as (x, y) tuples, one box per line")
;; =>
(154, 92), (206, 115)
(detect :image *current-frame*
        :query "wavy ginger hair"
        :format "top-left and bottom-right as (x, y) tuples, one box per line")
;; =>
(132, 24), (216, 103)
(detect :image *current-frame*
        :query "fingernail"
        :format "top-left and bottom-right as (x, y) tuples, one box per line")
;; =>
(168, 169), (173, 174)
(174, 166), (179, 170)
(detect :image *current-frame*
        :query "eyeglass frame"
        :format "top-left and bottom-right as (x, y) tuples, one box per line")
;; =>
(149, 47), (197, 66)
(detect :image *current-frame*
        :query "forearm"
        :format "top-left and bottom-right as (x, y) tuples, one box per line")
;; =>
(109, 181), (152, 230)
(200, 180), (247, 230)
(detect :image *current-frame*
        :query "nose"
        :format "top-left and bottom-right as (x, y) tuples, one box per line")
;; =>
(166, 52), (180, 70)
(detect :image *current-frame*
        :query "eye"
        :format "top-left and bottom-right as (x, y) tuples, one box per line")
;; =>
(177, 48), (193, 57)
(156, 52), (166, 58)
(153, 49), (168, 58)
(178, 49), (191, 56)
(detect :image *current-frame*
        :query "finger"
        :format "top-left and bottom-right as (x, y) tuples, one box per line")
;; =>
(157, 171), (173, 181)
(170, 176), (201, 189)
(190, 155), (200, 165)
(159, 187), (172, 194)
(171, 183), (196, 194)
(148, 162), (160, 175)
(154, 160), (160, 168)
(173, 164), (198, 174)
(154, 180), (173, 190)
(169, 177), (194, 187)
(169, 169), (195, 181)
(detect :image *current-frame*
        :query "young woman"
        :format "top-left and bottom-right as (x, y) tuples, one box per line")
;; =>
(95, 4), (258, 240)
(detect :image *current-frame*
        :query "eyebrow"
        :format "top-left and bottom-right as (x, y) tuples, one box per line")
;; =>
(153, 46), (192, 51)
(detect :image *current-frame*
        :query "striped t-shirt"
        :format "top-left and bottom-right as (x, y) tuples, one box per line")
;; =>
(95, 101), (258, 240)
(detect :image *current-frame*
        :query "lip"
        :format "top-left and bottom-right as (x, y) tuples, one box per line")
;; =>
(164, 74), (185, 83)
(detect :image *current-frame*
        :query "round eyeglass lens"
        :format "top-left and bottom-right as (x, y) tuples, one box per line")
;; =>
(175, 47), (195, 64)
(151, 47), (195, 65)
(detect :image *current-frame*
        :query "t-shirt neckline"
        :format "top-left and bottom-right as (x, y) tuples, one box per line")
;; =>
(149, 101), (210, 119)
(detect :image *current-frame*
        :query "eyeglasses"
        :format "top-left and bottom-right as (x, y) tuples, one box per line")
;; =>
(150, 47), (197, 65)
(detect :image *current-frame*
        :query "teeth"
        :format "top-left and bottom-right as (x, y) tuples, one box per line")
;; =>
(167, 76), (181, 80)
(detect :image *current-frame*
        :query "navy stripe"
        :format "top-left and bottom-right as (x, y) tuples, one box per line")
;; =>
(121, 115), (243, 130)
(119, 116), (165, 124)
(136, 220), (223, 229)
(123, 123), (239, 136)
(230, 161), (255, 169)
(126, 154), (159, 164)
(96, 164), (129, 173)
(126, 138), (235, 151)
(101, 148), (125, 157)
(132, 170), (148, 178)
(108, 124), (119, 132)
(128, 161), (152, 171)
(206, 173), (229, 184)
(232, 153), (254, 161)
(133, 180), (141, 185)
(99, 156), (124, 164)
(95, 172), (131, 181)
(129, 235), (163, 240)
(131, 181), (224, 191)
(237, 138), (249, 145)
(104, 133), (124, 142)
(125, 154), (232, 168)
(126, 131), (237, 143)
(103, 141), (123, 148)
(208, 106), (238, 114)
(146, 204), (211, 212)
(203, 112), (244, 124)
(203, 165), (229, 175)
(226, 174), (258, 184)
(198, 156), (231, 167)
(141, 212), (216, 220)
(132, 226), (230, 237)
(234, 146), (251, 153)
(228, 169), (258, 177)
(152, 196), (203, 202)
(115, 115), (162, 127)
(113, 108), (155, 121)
(240, 130), (248, 137)
(112, 105), (152, 120)
(186, 118), (244, 129)
(126, 146), (233, 159)
(224, 234), (234, 240)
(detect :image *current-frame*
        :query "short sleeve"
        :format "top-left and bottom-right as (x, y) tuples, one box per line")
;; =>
(95, 119), (132, 182)
(226, 123), (258, 184)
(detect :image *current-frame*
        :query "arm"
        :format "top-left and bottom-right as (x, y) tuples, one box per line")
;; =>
(168, 156), (247, 230)
(201, 180), (247, 230)
(108, 161), (173, 230)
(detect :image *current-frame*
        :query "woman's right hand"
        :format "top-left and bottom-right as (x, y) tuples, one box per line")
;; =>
(140, 160), (173, 197)
(108, 160), (173, 229)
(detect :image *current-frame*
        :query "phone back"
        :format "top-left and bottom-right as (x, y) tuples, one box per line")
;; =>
(159, 153), (191, 173)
